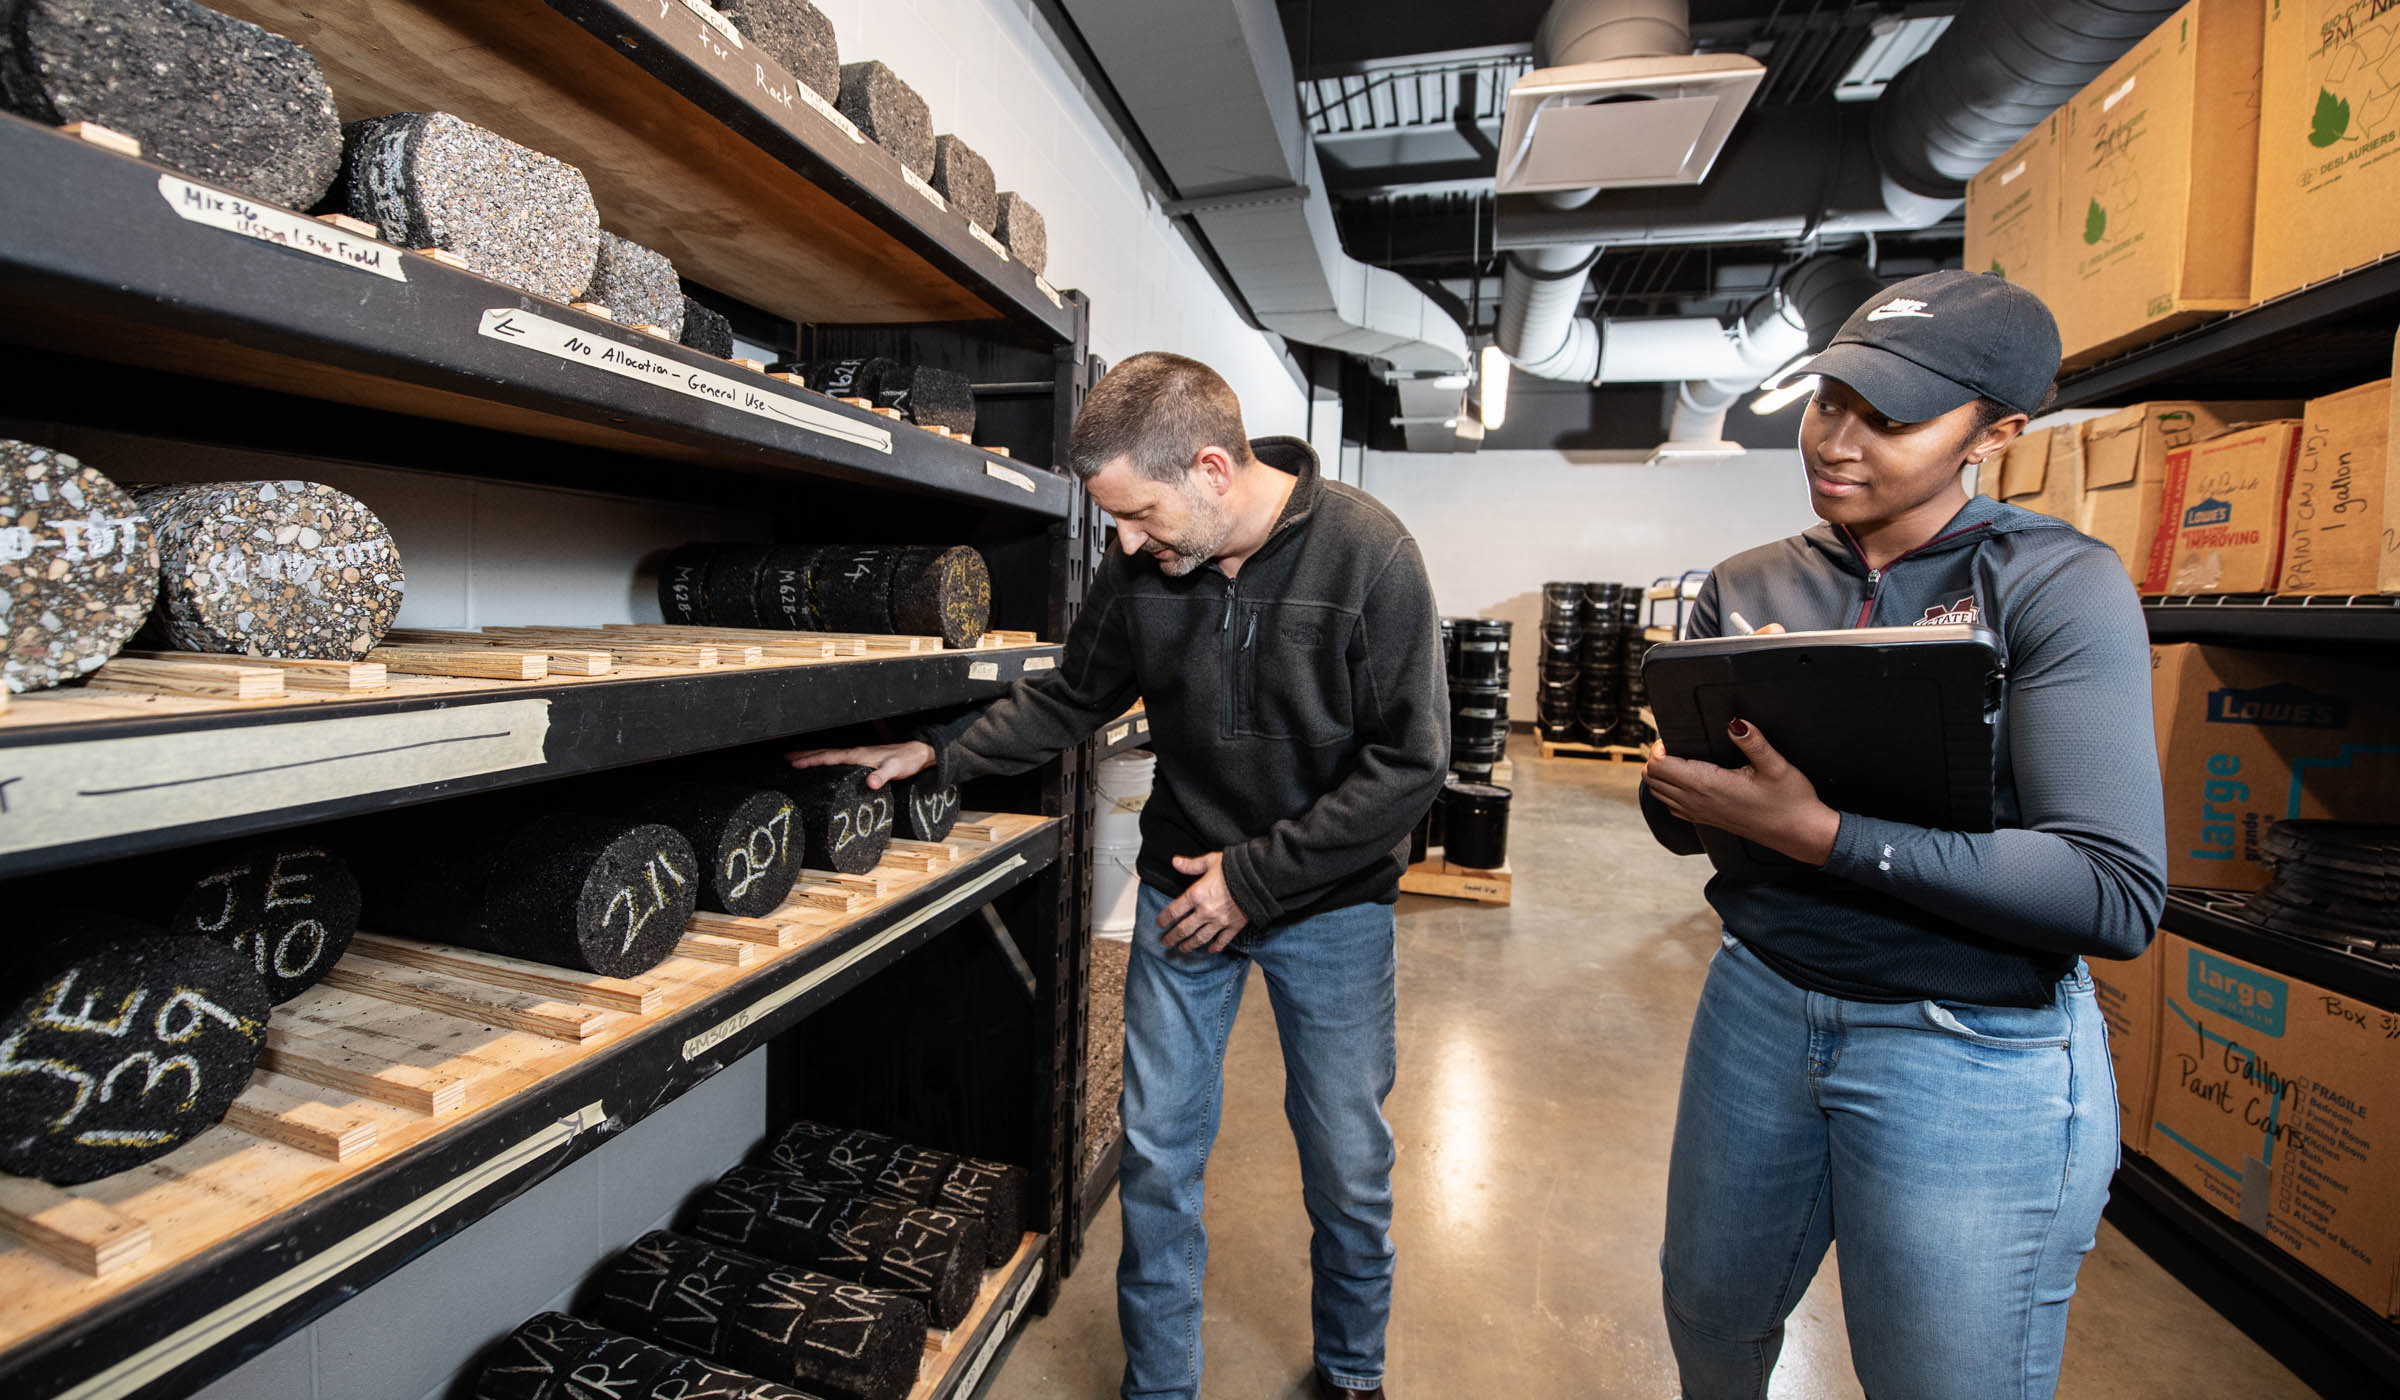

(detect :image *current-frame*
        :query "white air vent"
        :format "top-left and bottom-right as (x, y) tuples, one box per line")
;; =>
(1494, 53), (1766, 194)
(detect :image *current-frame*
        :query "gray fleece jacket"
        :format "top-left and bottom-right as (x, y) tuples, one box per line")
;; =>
(923, 437), (1450, 930)
(1642, 494), (2168, 1006)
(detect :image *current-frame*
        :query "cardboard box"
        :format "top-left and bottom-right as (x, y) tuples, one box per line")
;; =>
(2149, 933), (2400, 1317)
(2077, 400), (2302, 587)
(2093, 935), (2165, 1157)
(1965, 121), (2060, 299)
(1994, 425), (2089, 522)
(2251, 0), (2400, 302)
(2280, 376), (2396, 594)
(2151, 642), (2400, 890)
(2052, 0), (2264, 364)
(2151, 420), (2305, 594)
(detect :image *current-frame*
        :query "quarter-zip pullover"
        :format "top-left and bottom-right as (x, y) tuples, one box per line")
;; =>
(1642, 494), (2167, 1006)
(923, 438), (1449, 930)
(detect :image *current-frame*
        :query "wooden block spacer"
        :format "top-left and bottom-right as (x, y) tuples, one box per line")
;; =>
(570, 301), (613, 319)
(61, 121), (139, 158)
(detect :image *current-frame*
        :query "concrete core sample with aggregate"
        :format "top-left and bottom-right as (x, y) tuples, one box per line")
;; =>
(994, 190), (1047, 276)
(0, 439), (157, 693)
(0, 0), (344, 209)
(336, 111), (599, 303)
(713, 0), (838, 102)
(932, 133), (996, 230)
(587, 231), (685, 338)
(837, 60), (933, 178)
(135, 479), (403, 659)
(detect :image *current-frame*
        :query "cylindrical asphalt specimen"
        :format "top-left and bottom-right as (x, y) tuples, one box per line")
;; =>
(765, 1119), (1025, 1268)
(994, 192), (1046, 277)
(0, 922), (270, 1183)
(337, 110), (600, 304)
(355, 812), (700, 977)
(148, 842), (359, 1003)
(471, 1312), (825, 1400)
(886, 545), (988, 648)
(714, 0), (839, 103)
(887, 774), (959, 844)
(595, 781), (802, 920)
(0, 438), (157, 693)
(835, 61), (933, 179)
(931, 134), (996, 231)
(767, 765), (891, 876)
(587, 231), (685, 338)
(681, 295), (735, 358)
(584, 1230), (927, 1400)
(689, 1164), (987, 1329)
(0, 0), (344, 210)
(135, 480), (403, 660)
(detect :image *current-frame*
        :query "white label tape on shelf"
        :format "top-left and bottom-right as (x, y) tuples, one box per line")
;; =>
(56, 1101), (606, 1399)
(0, 700), (551, 857)
(901, 167), (949, 213)
(1105, 724), (1129, 745)
(1033, 275), (1063, 308)
(957, 1260), (1045, 1398)
(681, 856), (1027, 1060)
(968, 661), (1001, 681)
(476, 309), (893, 453)
(968, 223), (1010, 260)
(1023, 656), (1056, 672)
(797, 80), (866, 142)
(158, 175), (406, 282)
(680, 0), (744, 47)
(984, 460), (1036, 493)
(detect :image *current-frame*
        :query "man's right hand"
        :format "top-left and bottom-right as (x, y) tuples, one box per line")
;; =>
(783, 740), (935, 790)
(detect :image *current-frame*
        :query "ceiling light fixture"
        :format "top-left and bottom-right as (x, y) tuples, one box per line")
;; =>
(1477, 345), (1511, 431)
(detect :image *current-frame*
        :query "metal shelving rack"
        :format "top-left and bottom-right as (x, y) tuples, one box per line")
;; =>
(2090, 273), (2400, 1390)
(0, 0), (1100, 1391)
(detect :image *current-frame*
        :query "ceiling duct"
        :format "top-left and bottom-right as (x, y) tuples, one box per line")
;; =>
(1057, 0), (1474, 451)
(1495, 0), (1765, 195)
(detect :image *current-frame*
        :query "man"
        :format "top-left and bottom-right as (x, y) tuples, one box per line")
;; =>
(787, 351), (1448, 1400)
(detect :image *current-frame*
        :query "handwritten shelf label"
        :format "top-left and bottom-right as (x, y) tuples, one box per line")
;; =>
(968, 661), (1001, 681)
(796, 80), (866, 142)
(901, 166), (949, 213)
(477, 309), (893, 453)
(1105, 724), (1129, 745)
(159, 175), (405, 282)
(968, 223), (1010, 260)
(0, 700), (550, 857)
(681, 0), (744, 47)
(984, 460), (1037, 493)
(1022, 656), (1056, 672)
(1034, 274), (1064, 308)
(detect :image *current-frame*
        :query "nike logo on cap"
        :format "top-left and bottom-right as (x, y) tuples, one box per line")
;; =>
(1867, 298), (1934, 322)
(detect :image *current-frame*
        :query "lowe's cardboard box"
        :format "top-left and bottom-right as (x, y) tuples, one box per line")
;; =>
(2077, 400), (2301, 588)
(2151, 420), (2306, 593)
(2279, 375), (2396, 594)
(1964, 121), (2059, 298)
(2052, 0), (2263, 365)
(2252, 0), (2400, 302)
(2151, 642), (2400, 890)
(2149, 933), (2400, 1316)
(1994, 424), (2088, 522)
(2094, 935), (2165, 1157)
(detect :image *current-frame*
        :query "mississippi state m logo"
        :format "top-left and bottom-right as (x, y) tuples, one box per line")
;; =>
(1916, 595), (1979, 626)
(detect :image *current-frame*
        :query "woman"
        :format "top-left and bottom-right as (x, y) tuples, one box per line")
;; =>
(1639, 269), (2166, 1400)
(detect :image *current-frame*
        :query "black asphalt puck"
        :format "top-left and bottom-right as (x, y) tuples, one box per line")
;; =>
(770, 764), (892, 875)
(471, 1312), (822, 1400)
(658, 542), (718, 624)
(598, 782), (802, 919)
(164, 842), (359, 1002)
(679, 295), (734, 358)
(889, 774), (960, 843)
(690, 1165), (987, 1329)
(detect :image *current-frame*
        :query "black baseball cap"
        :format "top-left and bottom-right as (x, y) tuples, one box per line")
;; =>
(1799, 269), (2061, 421)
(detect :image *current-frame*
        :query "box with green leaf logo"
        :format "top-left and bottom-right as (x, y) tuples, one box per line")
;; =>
(2254, 0), (2400, 301)
(1965, 121), (2059, 302)
(2053, 0), (2263, 365)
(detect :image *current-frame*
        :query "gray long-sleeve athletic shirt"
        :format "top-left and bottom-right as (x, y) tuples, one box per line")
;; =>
(1641, 493), (2167, 1006)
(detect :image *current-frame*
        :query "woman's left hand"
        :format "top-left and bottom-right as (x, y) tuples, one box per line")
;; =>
(1643, 720), (1842, 866)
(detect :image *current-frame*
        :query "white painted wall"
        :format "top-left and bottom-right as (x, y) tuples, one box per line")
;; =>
(814, 0), (1308, 438)
(1362, 448), (1825, 720)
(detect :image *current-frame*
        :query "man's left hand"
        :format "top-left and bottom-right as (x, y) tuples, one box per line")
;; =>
(1643, 720), (1842, 866)
(1159, 851), (1249, 954)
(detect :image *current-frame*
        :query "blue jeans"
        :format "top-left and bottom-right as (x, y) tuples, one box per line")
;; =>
(1117, 883), (1398, 1399)
(1661, 934), (2117, 1400)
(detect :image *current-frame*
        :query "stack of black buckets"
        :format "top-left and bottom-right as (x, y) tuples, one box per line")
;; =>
(1444, 618), (1511, 781)
(1537, 581), (1658, 751)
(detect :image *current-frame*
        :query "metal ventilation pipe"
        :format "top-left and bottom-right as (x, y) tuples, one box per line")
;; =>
(1665, 255), (1884, 441)
(1493, 0), (1693, 381)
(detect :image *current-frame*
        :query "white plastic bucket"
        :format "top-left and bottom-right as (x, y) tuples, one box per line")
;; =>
(1092, 839), (1142, 940)
(1094, 750), (1155, 851)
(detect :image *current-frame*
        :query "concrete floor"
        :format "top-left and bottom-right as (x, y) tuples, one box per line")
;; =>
(992, 738), (2317, 1399)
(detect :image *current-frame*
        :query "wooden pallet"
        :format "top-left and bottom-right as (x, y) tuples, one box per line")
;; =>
(1539, 739), (1647, 763)
(1398, 850), (1512, 905)
(908, 1231), (1043, 1400)
(0, 815), (1041, 1349)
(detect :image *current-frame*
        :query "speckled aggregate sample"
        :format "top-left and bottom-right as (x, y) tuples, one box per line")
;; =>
(134, 479), (402, 659)
(473, 1313), (822, 1400)
(587, 231), (684, 337)
(679, 294), (734, 358)
(888, 544), (988, 647)
(691, 1165), (987, 1330)
(585, 1231), (929, 1400)
(356, 812), (699, 977)
(995, 190), (1046, 276)
(0, 0), (343, 209)
(337, 111), (599, 303)
(836, 60), (932, 178)
(714, 0), (838, 104)
(931, 133), (995, 230)
(0, 927), (269, 1183)
(0, 440), (157, 693)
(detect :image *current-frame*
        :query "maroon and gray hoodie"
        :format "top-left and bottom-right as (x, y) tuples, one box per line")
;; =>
(1642, 493), (2167, 1006)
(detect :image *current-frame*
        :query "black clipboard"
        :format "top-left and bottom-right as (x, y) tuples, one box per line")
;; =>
(1641, 624), (2005, 882)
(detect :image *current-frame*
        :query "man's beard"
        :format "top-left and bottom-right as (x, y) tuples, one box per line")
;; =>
(1151, 483), (1234, 577)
